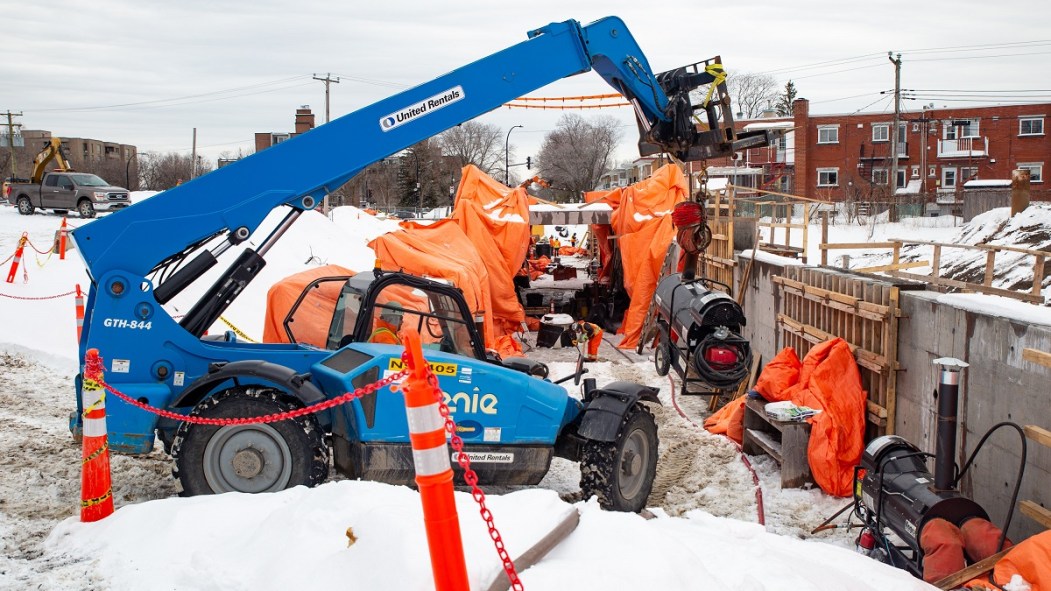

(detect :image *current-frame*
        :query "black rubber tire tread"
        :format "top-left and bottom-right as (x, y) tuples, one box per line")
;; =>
(77, 199), (96, 219)
(171, 387), (329, 496)
(16, 196), (34, 215)
(579, 403), (658, 512)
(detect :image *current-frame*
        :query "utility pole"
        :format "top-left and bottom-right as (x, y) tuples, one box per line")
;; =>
(4, 110), (23, 179)
(888, 52), (902, 222)
(312, 73), (341, 124)
(314, 73), (340, 216)
(191, 127), (198, 179)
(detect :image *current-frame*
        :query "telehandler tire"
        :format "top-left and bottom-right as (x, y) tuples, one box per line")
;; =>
(579, 403), (658, 512)
(172, 387), (329, 495)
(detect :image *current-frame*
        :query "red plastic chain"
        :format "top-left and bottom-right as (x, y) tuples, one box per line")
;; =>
(0, 289), (77, 300)
(84, 357), (408, 426)
(420, 366), (524, 591)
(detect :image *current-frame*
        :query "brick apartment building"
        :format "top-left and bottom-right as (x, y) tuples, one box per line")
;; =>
(10, 129), (138, 186)
(254, 106), (315, 153)
(684, 98), (1050, 204)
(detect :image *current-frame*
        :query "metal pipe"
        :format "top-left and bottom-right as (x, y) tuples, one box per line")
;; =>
(933, 357), (969, 490)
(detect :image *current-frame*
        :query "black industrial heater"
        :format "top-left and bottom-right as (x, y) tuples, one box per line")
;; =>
(651, 272), (751, 396)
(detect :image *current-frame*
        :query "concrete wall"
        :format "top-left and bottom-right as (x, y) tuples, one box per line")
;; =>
(735, 255), (1051, 542)
(896, 292), (1051, 542)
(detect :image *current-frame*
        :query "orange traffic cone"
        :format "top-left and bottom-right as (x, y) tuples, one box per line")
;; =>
(59, 217), (68, 260)
(401, 329), (469, 591)
(74, 284), (85, 344)
(5, 232), (27, 284)
(81, 349), (114, 522)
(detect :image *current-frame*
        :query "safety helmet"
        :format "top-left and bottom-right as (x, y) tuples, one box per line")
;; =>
(380, 301), (404, 324)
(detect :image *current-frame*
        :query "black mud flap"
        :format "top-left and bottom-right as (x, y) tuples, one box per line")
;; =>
(577, 381), (660, 443)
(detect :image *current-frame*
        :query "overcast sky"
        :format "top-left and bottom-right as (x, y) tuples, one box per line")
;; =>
(3, 0), (1049, 170)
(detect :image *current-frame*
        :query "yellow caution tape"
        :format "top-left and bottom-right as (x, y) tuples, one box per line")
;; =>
(80, 490), (112, 508)
(82, 441), (109, 464)
(82, 377), (106, 415)
(219, 316), (258, 343)
(702, 63), (727, 108)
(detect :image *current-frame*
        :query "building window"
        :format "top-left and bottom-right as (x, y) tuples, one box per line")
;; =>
(959, 167), (979, 184)
(1020, 117), (1044, 136)
(817, 126), (839, 144)
(872, 168), (889, 185)
(873, 124), (889, 142)
(942, 167), (957, 188)
(271, 133), (290, 145)
(1018, 163), (1043, 183)
(897, 169), (907, 188)
(817, 168), (839, 187)
(945, 118), (979, 140)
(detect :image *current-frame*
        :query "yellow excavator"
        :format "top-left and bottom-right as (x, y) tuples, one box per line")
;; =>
(30, 137), (73, 184)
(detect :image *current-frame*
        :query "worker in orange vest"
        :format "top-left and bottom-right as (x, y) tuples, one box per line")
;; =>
(573, 320), (603, 362)
(369, 302), (404, 344)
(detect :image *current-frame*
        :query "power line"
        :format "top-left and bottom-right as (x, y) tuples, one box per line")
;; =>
(30, 75), (312, 113)
(908, 50), (1051, 62)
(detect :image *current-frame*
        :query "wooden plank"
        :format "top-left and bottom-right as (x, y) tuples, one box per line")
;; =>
(886, 287), (900, 436)
(932, 244), (942, 279)
(984, 250), (997, 287)
(821, 213), (829, 266)
(820, 241), (898, 250)
(744, 428), (784, 463)
(854, 260), (930, 274)
(1034, 255), (1046, 297)
(888, 270), (1045, 304)
(1022, 347), (1051, 369)
(1019, 499), (1051, 530)
(1024, 424), (1051, 448)
(932, 547), (1013, 591)
(485, 508), (581, 591)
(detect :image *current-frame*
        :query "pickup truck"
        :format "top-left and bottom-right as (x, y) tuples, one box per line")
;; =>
(7, 172), (131, 218)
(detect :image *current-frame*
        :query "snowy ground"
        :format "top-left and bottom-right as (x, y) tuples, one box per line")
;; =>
(0, 197), (949, 590)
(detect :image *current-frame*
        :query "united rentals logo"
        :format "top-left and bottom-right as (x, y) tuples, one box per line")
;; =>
(380, 86), (464, 132)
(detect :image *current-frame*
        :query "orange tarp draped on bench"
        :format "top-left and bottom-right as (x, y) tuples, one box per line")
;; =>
(262, 264), (355, 347)
(704, 340), (867, 497)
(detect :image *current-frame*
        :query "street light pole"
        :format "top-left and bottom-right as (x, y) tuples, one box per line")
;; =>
(505, 125), (523, 185)
(411, 150), (421, 216)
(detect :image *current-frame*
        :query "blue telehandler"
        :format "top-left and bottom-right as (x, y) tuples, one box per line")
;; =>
(70, 16), (774, 512)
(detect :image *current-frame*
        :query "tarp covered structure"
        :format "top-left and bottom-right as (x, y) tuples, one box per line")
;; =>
(262, 264), (355, 348)
(584, 164), (688, 349)
(704, 339), (867, 497)
(371, 164), (530, 357)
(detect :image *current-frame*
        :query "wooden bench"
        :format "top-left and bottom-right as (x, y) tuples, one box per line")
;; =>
(741, 396), (813, 488)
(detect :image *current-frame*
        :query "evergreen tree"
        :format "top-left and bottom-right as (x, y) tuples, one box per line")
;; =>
(776, 81), (798, 117)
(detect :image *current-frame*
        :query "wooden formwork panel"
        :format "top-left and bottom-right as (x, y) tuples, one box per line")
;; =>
(774, 267), (900, 437)
(700, 191), (735, 293)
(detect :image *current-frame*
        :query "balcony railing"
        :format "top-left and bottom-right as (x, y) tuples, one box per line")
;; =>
(937, 137), (989, 158)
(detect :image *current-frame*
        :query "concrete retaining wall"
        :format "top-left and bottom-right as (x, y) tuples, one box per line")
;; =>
(735, 254), (1051, 542)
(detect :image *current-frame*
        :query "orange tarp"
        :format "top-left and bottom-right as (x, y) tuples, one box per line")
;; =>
(370, 219), (496, 347)
(262, 264), (355, 347)
(452, 165), (530, 338)
(966, 529), (1051, 590)
(704, 340), (867, 497)
(609, 164), (688, 349)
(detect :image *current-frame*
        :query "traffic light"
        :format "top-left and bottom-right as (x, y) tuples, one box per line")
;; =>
(526, 156), (531, 170)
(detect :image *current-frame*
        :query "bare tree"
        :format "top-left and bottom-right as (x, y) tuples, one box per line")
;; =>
(437, 121), (504, 177)
(726, 72), (779, 119)
(138, 152), (213, 190)
(536, 114), (621, 201)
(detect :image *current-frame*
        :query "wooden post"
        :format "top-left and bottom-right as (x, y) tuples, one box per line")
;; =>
(821, 212), (829, 266)
(802, 203), (810, 264)
(932, 244), (942, 279)
(1011, 168), (1031, 216)
(1033, 254), (1045, 297)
